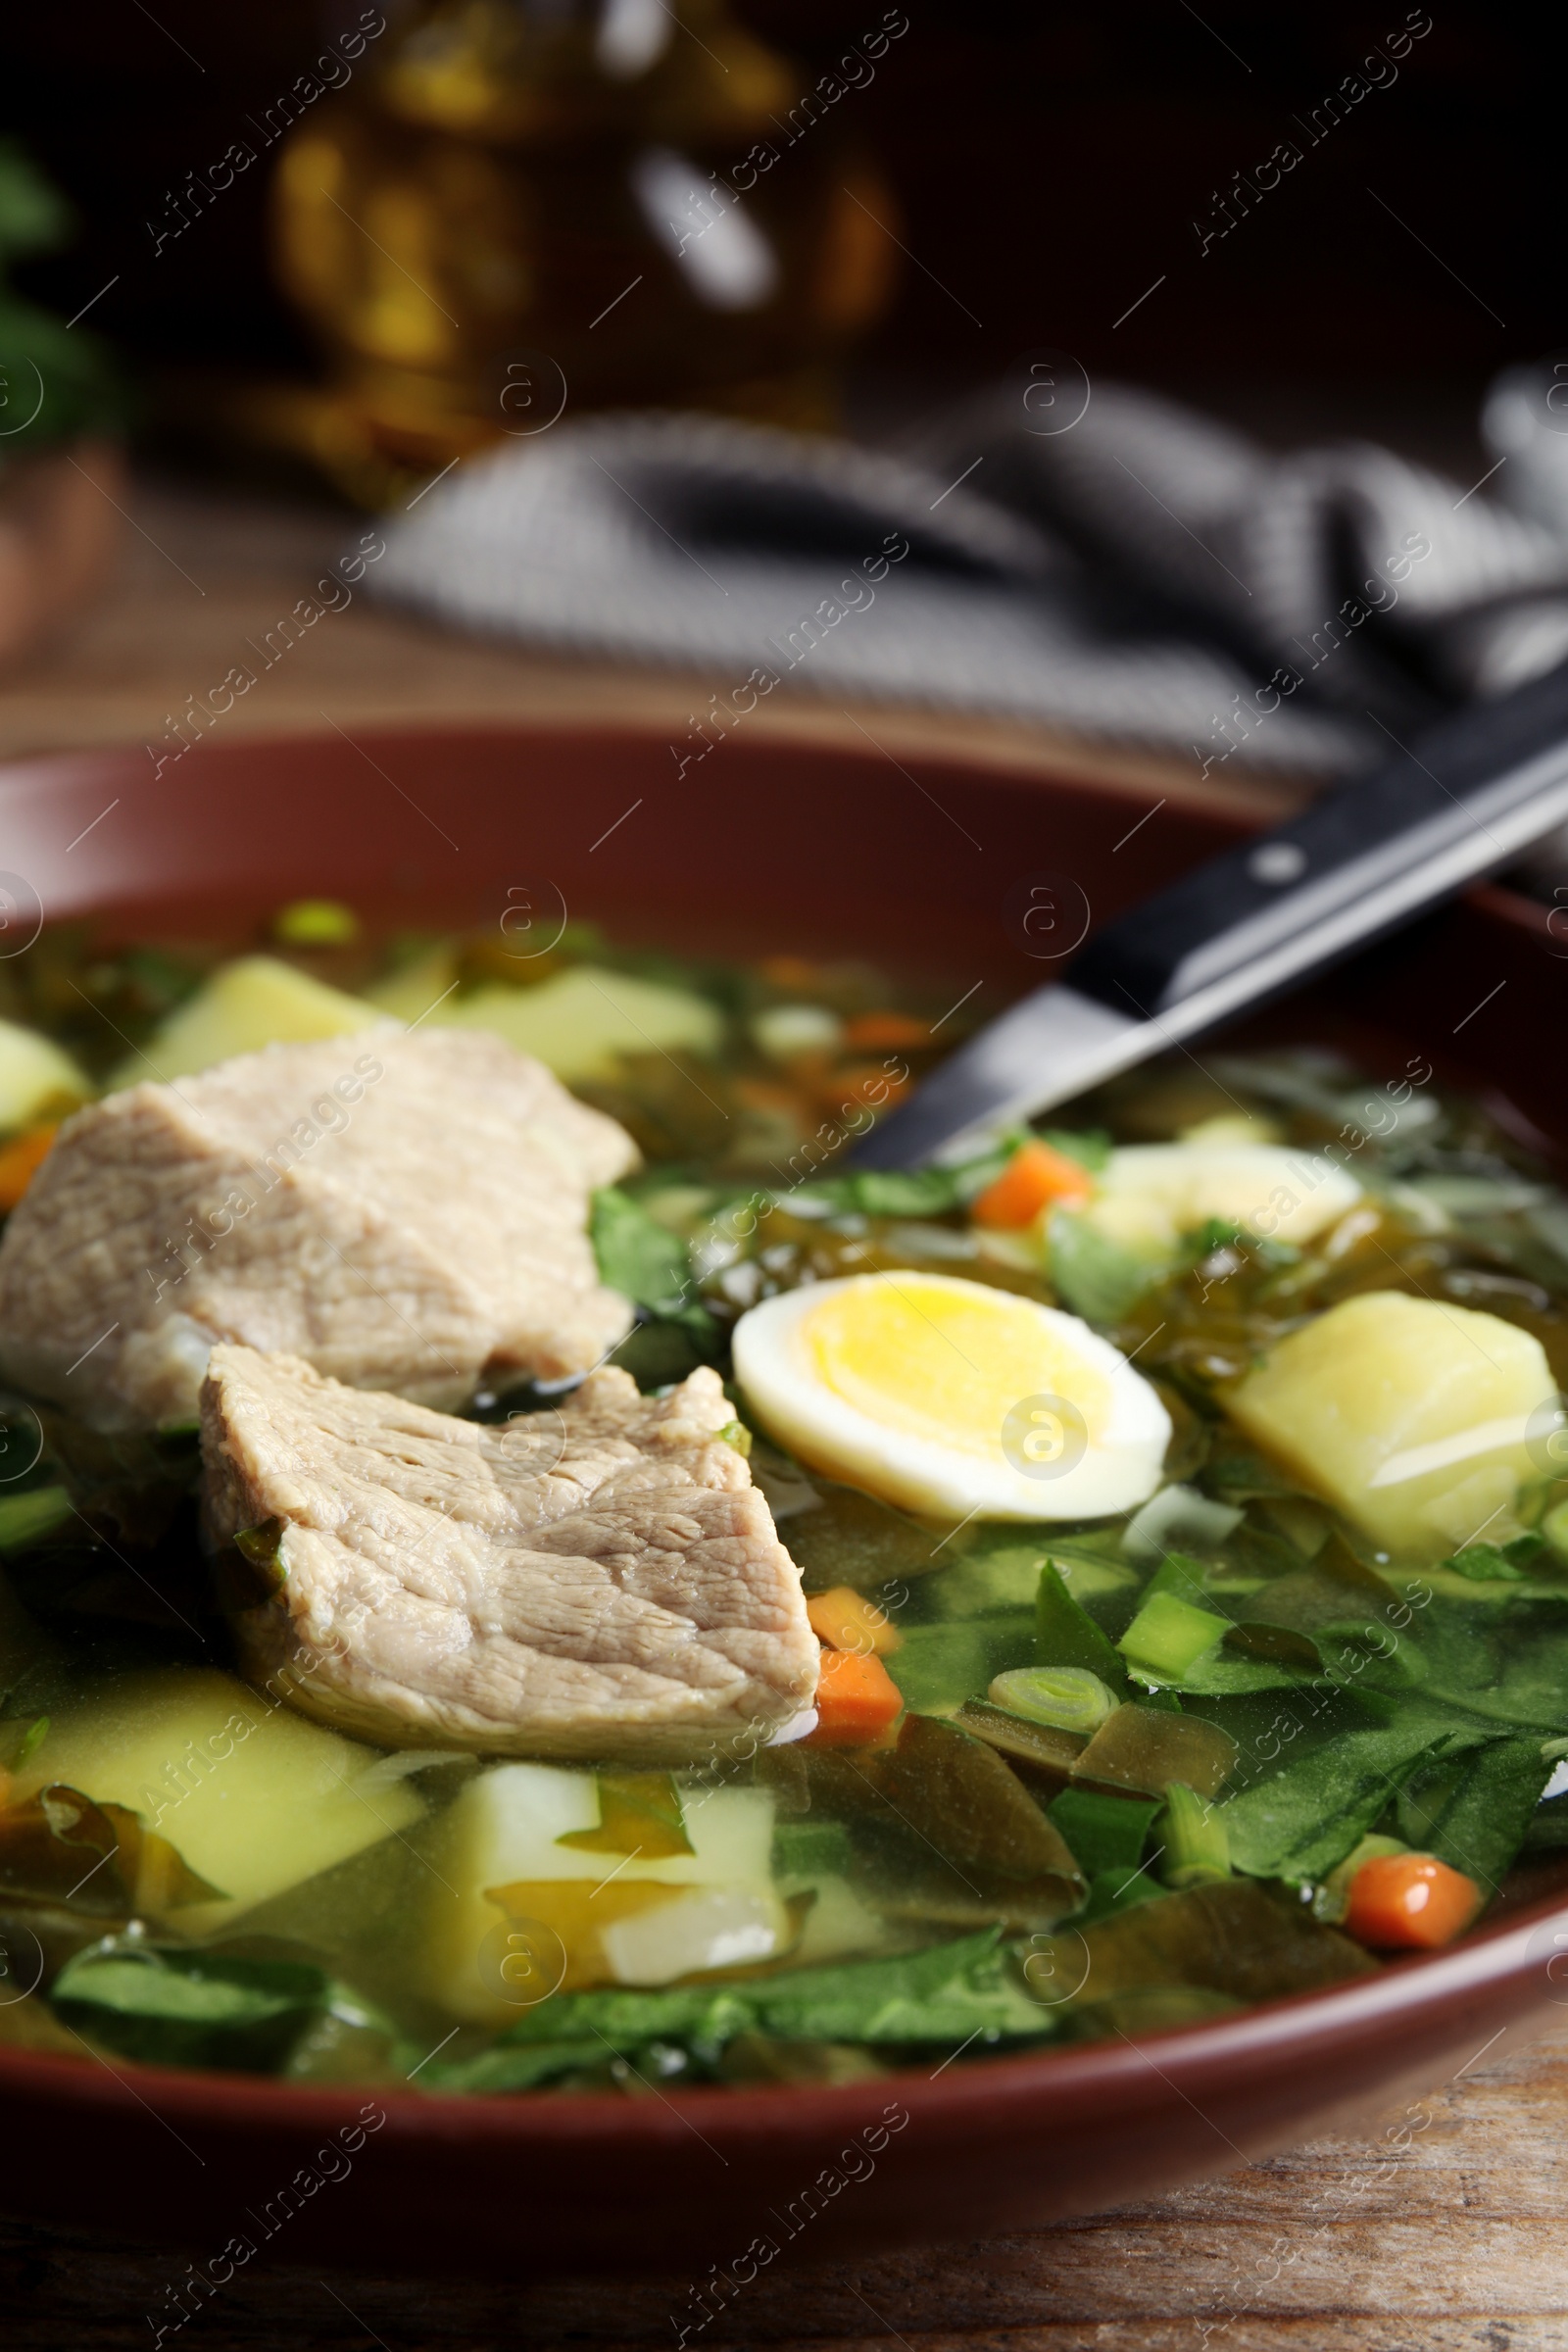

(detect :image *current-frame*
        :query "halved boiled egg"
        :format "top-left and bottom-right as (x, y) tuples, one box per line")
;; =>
(732, 1270), (1170, 1523)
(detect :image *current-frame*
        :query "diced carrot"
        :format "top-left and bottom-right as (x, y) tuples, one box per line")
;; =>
(0, 1124), (58, 1211)
(970, 1139), (1095, 1228)
(734, 1076), (811, 1122)
(842, 1011), (930, 1052)
(813, 1061), (912, 1115)
(1344, 1851), (1483, 1950)
(802, 1646), (904, 1746)
(760, 956), (825, 992)
(806, 1584), (903, 1656)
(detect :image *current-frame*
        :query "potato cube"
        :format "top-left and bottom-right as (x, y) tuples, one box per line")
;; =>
(12, 1665), (424, 1933)
(0, 1018), (90, 1134)
(110, 956), (388, 1087)
(423, 1763), (785, 2021)
(433, 966), (722, 1082)
(1225, 1290), (1558, 1557)
(1087, 1143), (1361, 1253)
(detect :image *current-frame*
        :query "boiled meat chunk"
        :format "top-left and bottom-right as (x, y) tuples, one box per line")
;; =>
(0, 1029), (637, 1431)
(200, 1347), (819, 1761)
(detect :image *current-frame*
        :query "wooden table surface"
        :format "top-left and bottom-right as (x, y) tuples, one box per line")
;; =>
(5, 2015), (1565, 2349)
(0, 471), (1287, 825)
(3, 474), (1563, 2352)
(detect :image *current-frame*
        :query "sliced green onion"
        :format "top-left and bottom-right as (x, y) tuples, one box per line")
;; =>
(1160, 1782), (1231, 1888)
(272, 898), (361, 946)
(988, 1666), (1117, 1736)
(1117, 1591), (1229, 1679)
(0, 1485), (72, 1553)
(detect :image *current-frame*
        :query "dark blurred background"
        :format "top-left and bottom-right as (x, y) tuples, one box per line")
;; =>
(2, 1), (1540, 460)
(0, 0), (1551, 782)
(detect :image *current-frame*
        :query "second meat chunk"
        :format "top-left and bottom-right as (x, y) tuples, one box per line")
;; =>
(0, 1028), (638, 1430)
(200, 1348), (820, 1761)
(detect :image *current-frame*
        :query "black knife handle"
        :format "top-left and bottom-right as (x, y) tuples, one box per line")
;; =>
(1068, 658), (1568, 1021)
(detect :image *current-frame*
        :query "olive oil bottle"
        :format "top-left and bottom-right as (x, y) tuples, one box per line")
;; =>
(261, 0), (901, 502)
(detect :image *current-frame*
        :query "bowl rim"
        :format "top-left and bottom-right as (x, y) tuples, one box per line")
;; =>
(4, 1784), (1565, 2145)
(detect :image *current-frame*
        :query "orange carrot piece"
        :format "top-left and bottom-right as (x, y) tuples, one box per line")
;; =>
(842, 1011), (930, 1052)
(802, 1647), (904, 1746)
(813, 1060), (912, 1116)
(1344, 1852), (1483, 1950)
(734, 1076), (810, 1121)
(760, 956), (824, 992)
(0, 1124), (58, 1211)
(806, 1585), (903, 1656)
(971, 1139), (1095, 1229)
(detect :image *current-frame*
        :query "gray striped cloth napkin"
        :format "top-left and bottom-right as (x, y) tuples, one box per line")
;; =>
(373, 365), (1568, 798)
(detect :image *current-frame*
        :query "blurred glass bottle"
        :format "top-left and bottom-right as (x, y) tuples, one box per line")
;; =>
(267, 0), (901, 501)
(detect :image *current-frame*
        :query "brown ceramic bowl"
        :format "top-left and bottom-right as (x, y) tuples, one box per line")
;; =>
(1, 722), (1566, 2276)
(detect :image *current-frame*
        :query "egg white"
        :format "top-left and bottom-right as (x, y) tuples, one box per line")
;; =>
(732, 1271), (1171, 1523)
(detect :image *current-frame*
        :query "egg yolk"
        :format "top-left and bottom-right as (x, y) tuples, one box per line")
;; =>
(797, 1277), (1115, 1458)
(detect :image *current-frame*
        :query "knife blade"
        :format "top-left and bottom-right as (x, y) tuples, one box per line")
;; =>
(853, 658), (1568, 1170)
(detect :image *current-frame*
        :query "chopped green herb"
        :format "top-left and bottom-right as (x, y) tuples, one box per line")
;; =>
(1396, 1736), (1554, 1890)
(1047, 1210), (1157, 1325)
(1036, 1563), (1131, 1690)
(591, 1187), (707, 1321)
(1188, 1217), (1245, 1255)
(1220, 1716), (1487, 1884)
(1040, 1127), (1113, 1173)
(1074, 1866), (1167, 1925)
(416, 1930), (1050, 2094)
(793, 1148), (1013, 1221)
(1445, 1537), (1543, 1583)
(1049, 1786), (1159, 1877)
(50, 1942), (346, 2073)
